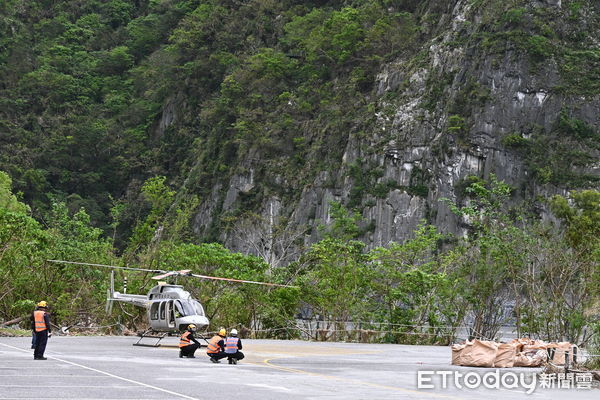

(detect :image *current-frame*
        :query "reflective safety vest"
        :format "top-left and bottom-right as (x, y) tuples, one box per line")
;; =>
(225, 337), (239, 354)
(34, 310), (47, 332)
(206, 335), (222, 354)
(179, 331), (191, 348)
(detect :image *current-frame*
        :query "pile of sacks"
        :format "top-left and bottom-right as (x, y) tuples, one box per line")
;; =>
(451, 338), (575, 368)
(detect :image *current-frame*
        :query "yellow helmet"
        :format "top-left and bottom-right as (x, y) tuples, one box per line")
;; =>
(188, 324), (197, 331)
(218, 328), (226, 336)
(37, 301), (47, 308)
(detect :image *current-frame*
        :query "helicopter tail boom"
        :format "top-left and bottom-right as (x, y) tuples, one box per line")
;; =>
(111, 292), (149, 308)
(106, 271), (149, 310)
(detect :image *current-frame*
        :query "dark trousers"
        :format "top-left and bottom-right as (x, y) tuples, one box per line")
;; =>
(226, 351), (244, 361)
(207, 351), (227, 361)
(180, 343), (199, 357)
(31, 332), (37, 349)
(34, 330), (48, 359)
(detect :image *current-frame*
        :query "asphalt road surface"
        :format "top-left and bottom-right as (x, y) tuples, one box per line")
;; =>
(0, 336), (597, 399)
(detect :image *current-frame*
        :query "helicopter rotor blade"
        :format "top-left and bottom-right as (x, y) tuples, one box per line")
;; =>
(152, 271), (175, 280)
(151, 270), (192, 280)
(48, 259), (296, 288)
(47, 260), (165, 274)
(189, 273), (296, 288)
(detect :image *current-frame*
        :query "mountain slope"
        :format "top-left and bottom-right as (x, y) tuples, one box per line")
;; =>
(0, 0), (598, 256)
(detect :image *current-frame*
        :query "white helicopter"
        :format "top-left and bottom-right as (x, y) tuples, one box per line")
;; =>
(47, 260), (293, 346)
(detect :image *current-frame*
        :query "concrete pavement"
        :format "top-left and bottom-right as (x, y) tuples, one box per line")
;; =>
(0, 336), (597, 399)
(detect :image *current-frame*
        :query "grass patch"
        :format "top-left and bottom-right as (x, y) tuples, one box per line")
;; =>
(0, 327), (31, 337)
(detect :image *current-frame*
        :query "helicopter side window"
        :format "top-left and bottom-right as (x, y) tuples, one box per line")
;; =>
(159, 301), (166, 320)
(150, 303), (159, 320)
(174, 300), (184, 318)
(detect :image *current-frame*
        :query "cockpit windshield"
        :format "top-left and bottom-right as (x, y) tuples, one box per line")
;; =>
(175, 299), (205, 317)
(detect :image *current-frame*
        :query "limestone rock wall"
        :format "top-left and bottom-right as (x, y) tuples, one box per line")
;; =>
(190, 0), (599, 259)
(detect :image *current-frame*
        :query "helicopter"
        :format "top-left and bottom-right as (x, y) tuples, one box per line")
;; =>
(47, 260), (293, 346)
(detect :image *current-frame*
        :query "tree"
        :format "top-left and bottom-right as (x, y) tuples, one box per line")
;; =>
(550, 190), (600, 256)
(0, 198), (46, 322)
(226, 211), (308, 270)
(517, 226), (593, 342)
(124, 176), (175, 264)
(291, 238), (371, 341)
(0, 175), (114, 329)
(44, 201), (114, 326)
(0, 171), (29, 214)
(442, 175), (520, 340)
(540, 190), (600, 342)
(368, 224), (464, 344)
(320, 201), (363, 241)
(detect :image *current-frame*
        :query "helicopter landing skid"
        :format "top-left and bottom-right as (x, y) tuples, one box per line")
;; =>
(133, 330), (168, 347)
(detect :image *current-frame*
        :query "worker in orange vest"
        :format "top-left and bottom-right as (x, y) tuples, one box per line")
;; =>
(30, 301), (51, 360)
(206, 328), (227, 363)
(179, 324), (202, 358)
(224, 328), (244, 364)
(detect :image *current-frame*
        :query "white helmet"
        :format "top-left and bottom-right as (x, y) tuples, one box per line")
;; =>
(230, 329), (238, 337)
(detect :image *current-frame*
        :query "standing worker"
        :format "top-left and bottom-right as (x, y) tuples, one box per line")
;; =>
(206, 328), (227, 363)
(224, 328), (244, 364)
(179, 324), (201, 358)
(31, 301), (51, 360)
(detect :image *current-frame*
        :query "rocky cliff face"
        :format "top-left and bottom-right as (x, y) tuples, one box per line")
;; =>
(187, 0), (599, 260)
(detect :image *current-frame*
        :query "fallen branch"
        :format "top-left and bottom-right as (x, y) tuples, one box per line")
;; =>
(0, 316), (24, 327)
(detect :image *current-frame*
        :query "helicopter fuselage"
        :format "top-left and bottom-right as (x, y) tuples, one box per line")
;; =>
(111, 283), (209, 332)
(146, 284), (209, 332)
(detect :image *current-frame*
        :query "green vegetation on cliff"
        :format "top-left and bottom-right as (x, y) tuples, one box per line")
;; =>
(0, 1), (598, 342)
(2, 0), (595, 242)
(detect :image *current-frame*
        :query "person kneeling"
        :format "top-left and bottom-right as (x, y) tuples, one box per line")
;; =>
(207, 328), (227, 363)
(179, 324), (201, 358)
(225, 329), (244, 365)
